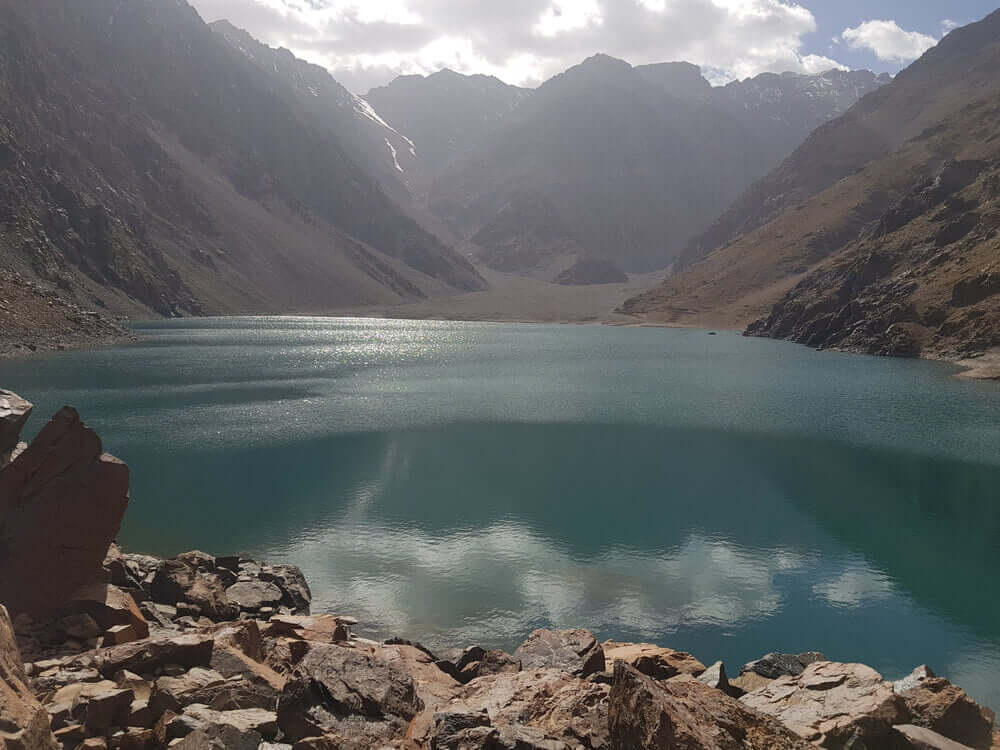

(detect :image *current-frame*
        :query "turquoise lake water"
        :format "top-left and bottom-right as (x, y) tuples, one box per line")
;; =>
(1, 317), (998, 708)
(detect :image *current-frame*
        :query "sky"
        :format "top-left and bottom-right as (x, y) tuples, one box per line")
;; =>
(186, 0), (998, 92)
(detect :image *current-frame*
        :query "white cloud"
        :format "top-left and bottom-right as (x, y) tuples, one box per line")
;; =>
(840, 19), (937, 63)
(941, 19), (960, 33)
(187, 0), (849, 92)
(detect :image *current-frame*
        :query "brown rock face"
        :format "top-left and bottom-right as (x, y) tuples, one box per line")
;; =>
(277, 643), (423, 742)
(0, 389), (32, 468)
(64, 583), (149, 640)
(446, 667), (610, 749)
(608, 661), (811, 749)
(0, 407), (129, 618)
(740, 661), (910, 749)
(895, 666), (996, 749)
(603, 641), (706, 680)
(0, 604), (58, 749)
(514, 629), (605, 678)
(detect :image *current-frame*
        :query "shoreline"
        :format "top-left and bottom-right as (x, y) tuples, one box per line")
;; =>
(3, 309), (998, 384)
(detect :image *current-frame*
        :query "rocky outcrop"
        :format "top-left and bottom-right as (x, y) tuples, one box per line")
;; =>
(740, 661), (911, 748)
(0, 604), (58, 749)
(894, 666), (996, 749)
(608, 661), (811, 749)
(0, 389), (31, 468)
(0, 405), (129, 618)
(513, 629), (605, 678)
(602, 641), (705, 681)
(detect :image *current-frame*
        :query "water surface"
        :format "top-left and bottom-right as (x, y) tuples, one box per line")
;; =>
(2, 317), (998, 708)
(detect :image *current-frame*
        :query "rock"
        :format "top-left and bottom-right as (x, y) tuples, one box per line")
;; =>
(150, 555), (237, 622)
(445, 668), (609, 749)
(76, 687), (134, 732)
(263, 637), (312, 675)
(0, 389), (32, 467)
(258, 566), (312, 613)
(740, 651), (825, 679)
(149, 668), (228, 716)
(262, 615), (349, 644)
(212, 621), (264, 663)
(225, 581), (283, 612)
(373, 642), (462, 744)
(117, 728), (158, 750)
(52, 680), (120, 706)
(57, 613), (103, 641)
(894, 666), (995, 749)
(91, 633), (214, 677)
(181, 705), (278, 739)
(603, 641), (706, 680)
(102, 625), (140, 647)
(608, 661), (811, 749)
(0, 604), (58, 749)
(170, 722), (263, 750)
(436, 647), (520, 684)
(894, 724), (980, 750)
(514, 629), (605, 678)
(277, 643), (422, 742)
(740, 661), (910, 748)
(697, 661), (744, 698)
(0, 407), (130, 617)
(64, 583), (149, 640)
(115, 671), (152, 702)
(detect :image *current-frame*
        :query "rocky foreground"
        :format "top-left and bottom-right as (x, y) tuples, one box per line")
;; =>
(2, 389), (998, 750)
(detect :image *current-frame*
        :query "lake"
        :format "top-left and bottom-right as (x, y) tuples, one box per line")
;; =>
(2, 317), (998, 708)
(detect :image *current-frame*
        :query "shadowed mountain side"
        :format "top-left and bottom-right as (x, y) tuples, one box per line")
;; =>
(0, 0), (484, 350)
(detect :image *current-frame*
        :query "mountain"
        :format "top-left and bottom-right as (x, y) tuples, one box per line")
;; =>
(365, 69), (529, 178)
(0, 0), (484, 344)
(418, 55), (887, 274)
(623, 10), (1000, 360)
(210, 20), (419, 204)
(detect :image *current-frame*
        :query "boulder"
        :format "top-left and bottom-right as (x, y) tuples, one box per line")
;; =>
(697, 661), (744, 698)
(170, 722), (263, 750)
(0, 604), (58, 749)
(150, 555), (237, 621)
(893, 724), (980, 750)
(894, 666), (995, 749)
(262, 615), (349, 644)
(436, 646), (520, 684)
(258, 565), (312, 613)
(57, 613), (103, 642)
(75, 687), (134, 733)
(740, 651), (825, 679)
(445, 667), (609, 749)
(608, 661), (811, 749)
(180, 704), (278, 739)
(65, 583), (149, 640)
(225, 581), (283, 612)
(0, 389), (32, 467)
(91, 633), (214, 677)
(740, 661), (911, 748)
(149, 668), (228, 716)
(277, 643), (422, 742)
(514, 629), (605, 678)
(373, 642), (462, 744)
(0, 407), (130, 617)
(603, 641), (706, 680)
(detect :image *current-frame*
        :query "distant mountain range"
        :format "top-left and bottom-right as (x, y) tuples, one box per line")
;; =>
(8, 0), (987, 363)
(368, 57), (888, 278)
(623, 9), (1000, 360)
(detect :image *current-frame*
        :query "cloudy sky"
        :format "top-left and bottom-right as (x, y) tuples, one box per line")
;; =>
(187, 0), (996, 92)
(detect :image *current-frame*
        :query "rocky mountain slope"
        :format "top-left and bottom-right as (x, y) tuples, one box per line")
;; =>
(210, 20), (419, 206)
(0, 0), (483, 353)
(365, 69), (529, 180)
(2, 389), (998, 750)
(623, 10), (1000, 361)
(410, 56), (886, 275)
